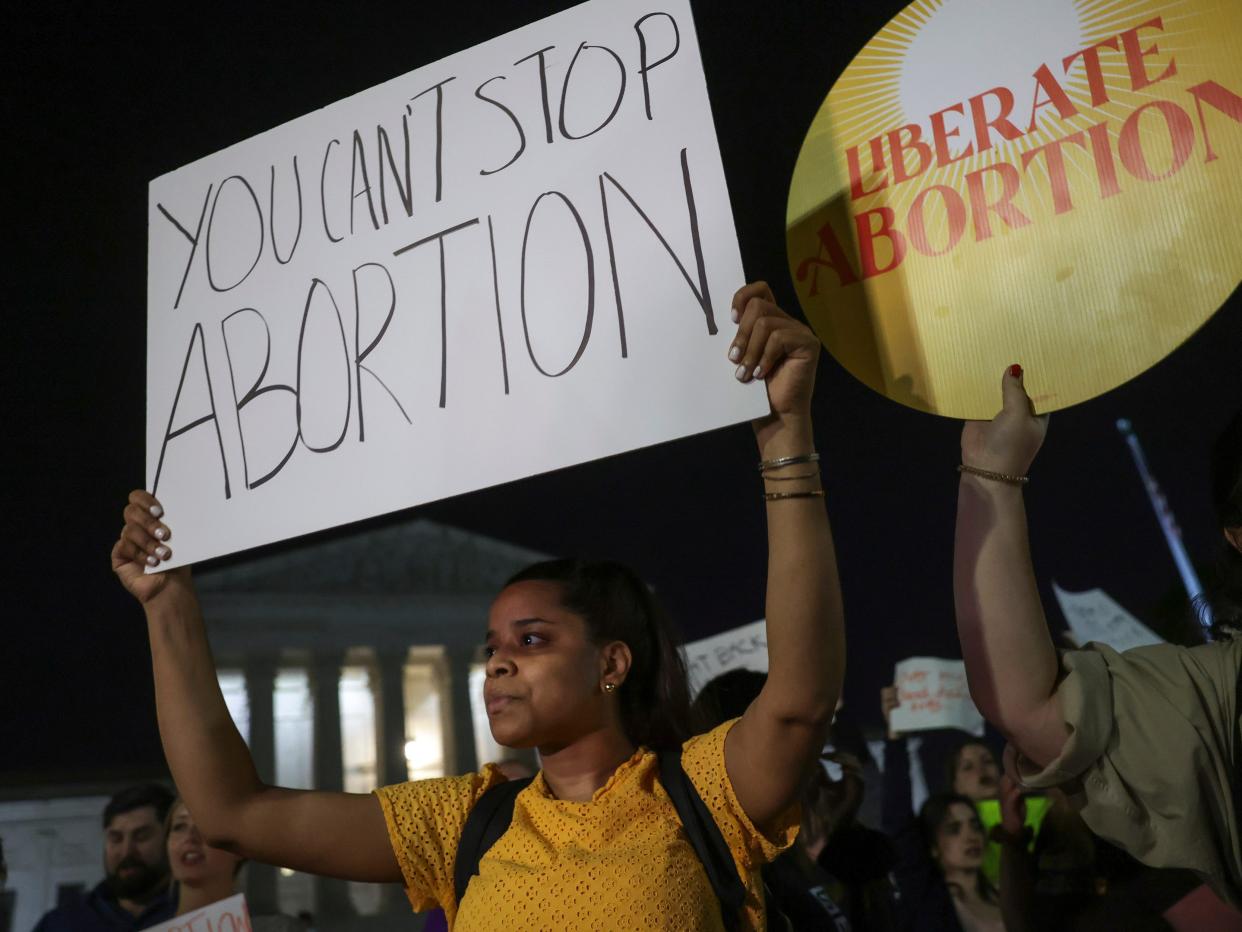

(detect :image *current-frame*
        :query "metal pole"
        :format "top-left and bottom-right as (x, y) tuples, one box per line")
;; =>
(1116, 418), (1212, 632)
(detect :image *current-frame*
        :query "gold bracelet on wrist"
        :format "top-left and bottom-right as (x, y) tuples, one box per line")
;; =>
(758, 452), (820, 472)
(957, 463), (1029, 486)
(762, 470), (819, 482)
(763, 489), (825, 502)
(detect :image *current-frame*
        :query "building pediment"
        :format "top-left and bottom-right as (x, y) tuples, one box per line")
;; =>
(197, 518), (551, 595)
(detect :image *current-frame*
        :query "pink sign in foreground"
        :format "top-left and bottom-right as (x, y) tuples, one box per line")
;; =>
(144, 894), (251, 932)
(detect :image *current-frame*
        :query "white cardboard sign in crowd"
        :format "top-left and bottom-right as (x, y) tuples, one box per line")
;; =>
(147, 0), (759, 567)
(889, 657), (984, 736)
(144, 894), (251, 932)
(1052, 584), (1164, 653)
(683, 619), (768, 696)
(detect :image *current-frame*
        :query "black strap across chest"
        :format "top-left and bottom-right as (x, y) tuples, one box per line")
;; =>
(452, 749), (747, 931)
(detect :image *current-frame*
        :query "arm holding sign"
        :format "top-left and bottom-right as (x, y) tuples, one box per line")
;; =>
(112, 494), (401, 883)
(955, 383), (1242, 904)
(878, 687), (915, 838)
(952, 368), (1067, 768)
(722, 282), (846, 832)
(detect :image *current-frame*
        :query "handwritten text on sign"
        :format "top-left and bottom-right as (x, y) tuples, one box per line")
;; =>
(1052, 583), (1163, 653)
(889, 657), (984, 736)
(144, 894), (251, 932)
(147, 0), (759, 567)
(683, 619), (768, 696)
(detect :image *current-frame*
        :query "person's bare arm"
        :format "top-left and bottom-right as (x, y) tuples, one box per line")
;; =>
(114, 491), (401, 881)
(722, 283), (845, 831)
(954, 370), (1068, 768)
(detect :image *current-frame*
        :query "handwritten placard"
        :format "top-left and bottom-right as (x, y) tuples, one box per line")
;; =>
(147, 0), (760, 567)
(889, 657), (984, 736)
(683, 619), (767, 695)
(144, 893), (251, 932)
(1053, 583), (1163, 653)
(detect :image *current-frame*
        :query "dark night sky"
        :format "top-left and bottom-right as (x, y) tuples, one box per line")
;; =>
(5, 1), (1240, 784)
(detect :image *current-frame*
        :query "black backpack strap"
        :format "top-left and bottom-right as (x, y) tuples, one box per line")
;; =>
(453, 776), (534, 907)
(657, 749), (747, 932)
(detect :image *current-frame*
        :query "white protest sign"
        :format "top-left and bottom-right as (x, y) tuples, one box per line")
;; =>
(148, 0), (761, 567)
(889, 657), (984, 736)
(682, 619), (768, 696)
(144, 893), (251, 932)
(1053, 583), (1164, 653)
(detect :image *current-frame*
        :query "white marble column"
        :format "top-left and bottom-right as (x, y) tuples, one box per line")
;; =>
(375, 648), (410, 788)
(374, 648), (412, 917)
(242, 656), (279, 915)
(309, 650), (354, 918)
(446, 646), (478, 775)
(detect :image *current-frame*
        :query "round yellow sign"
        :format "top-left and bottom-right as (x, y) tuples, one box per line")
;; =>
(786, 0), (1242, 418)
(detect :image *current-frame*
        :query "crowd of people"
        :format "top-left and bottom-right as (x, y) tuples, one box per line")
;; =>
(27, 281), (1237, 929)
(25, 784), (311, 931)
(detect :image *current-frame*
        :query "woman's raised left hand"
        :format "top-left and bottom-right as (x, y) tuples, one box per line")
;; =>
(729, 281), (820, 442)
(999, 772), (1027, 835)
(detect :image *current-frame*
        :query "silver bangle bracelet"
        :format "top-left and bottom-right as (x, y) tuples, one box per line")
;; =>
(758, 452), (820, 472)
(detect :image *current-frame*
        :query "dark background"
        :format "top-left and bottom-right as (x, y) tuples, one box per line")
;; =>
(5, 0), (1239, 785)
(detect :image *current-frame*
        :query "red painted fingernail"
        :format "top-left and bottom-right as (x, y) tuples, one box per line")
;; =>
(1008, 364), (1022, 378)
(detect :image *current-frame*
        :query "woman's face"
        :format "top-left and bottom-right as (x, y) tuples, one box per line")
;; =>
(934, 802), (986, 872)
(483, 581), (612, 750)
(166, 803), (241, 886)
(953, 743), (1000, 800)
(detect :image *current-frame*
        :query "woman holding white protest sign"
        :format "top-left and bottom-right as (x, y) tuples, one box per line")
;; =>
(112, 281), (845, 931)
(953, 369), (1242, 911)
(164, 797), (301, 932)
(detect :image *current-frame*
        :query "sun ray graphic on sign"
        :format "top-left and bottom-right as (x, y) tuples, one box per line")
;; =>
(786, 0), (1240, 418)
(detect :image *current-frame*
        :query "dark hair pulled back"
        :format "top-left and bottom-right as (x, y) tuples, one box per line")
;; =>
(918, 792), (997, 903)
(943, 737), (996, 794)
(1200, 407), (1242, 640)
(505, 559), (693, 749)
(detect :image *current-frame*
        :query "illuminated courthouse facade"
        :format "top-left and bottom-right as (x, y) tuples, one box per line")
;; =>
(0, 520), (543, 929)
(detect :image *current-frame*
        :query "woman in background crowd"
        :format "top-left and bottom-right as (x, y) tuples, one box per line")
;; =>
(165, 797), (240, 917)
(943, 740), (999, 802)
(165, 798), (301, 932)
(881, 689), (1007, 931)
(880, 686), (1027, 894)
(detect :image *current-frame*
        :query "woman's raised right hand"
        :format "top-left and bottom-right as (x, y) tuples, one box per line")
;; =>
(112, 490), (192, 605)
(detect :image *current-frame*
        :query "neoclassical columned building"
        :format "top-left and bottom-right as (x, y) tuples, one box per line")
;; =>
(196, 518), (548, 920)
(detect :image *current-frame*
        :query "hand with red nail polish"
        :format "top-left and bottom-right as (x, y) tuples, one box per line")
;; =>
(960, 365), (1049, 478)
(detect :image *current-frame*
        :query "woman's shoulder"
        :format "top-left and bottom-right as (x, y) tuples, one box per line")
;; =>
(678, 717), (734, 763)
(374, 765), (509, 827)
(676, 718), (799, 866)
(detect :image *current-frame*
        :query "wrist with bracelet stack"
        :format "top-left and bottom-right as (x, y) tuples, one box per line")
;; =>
(759, 452), (823, 501)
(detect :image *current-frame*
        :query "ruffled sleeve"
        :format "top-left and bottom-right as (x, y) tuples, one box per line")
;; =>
(680, 718), (800, 871)
(373, 766), (506, 915)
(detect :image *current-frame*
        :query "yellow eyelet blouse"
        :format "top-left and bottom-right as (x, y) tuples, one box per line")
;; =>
(373, 718), (798, 931)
